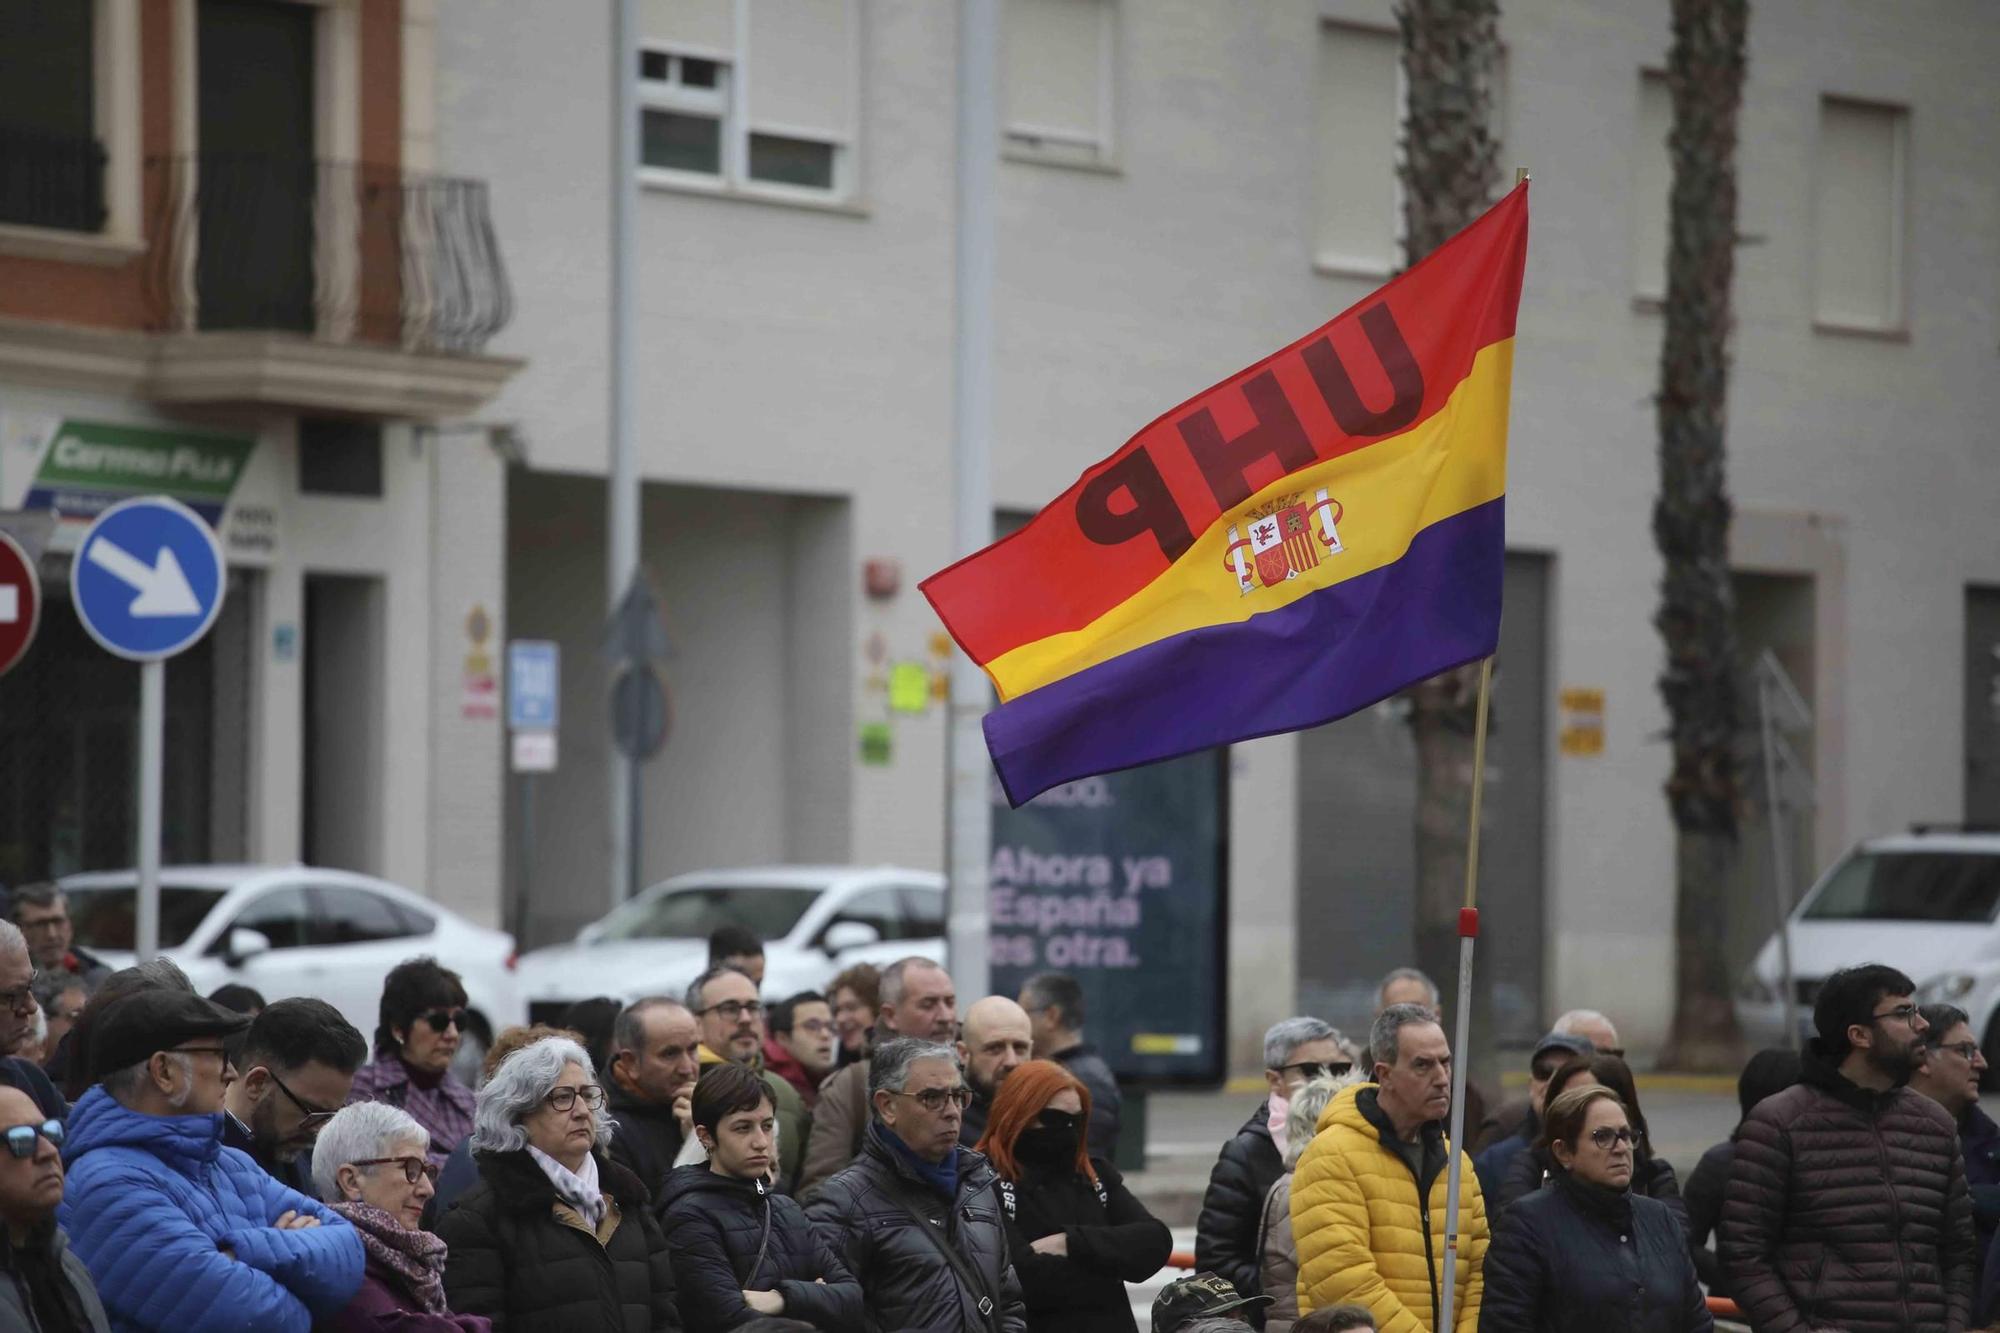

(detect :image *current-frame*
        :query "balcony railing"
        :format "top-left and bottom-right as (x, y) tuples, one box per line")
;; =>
(145, 154), (512, 354)
(0, 128), (108, 233)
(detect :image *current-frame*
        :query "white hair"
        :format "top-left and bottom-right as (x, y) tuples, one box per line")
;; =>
(312, 1102), (430, 1202)
(0, 921), (25, 959)
(471, 1036), (611, 1155)
(1553, 1009), (1619, 1044)
(102, 1052), (192, 1109)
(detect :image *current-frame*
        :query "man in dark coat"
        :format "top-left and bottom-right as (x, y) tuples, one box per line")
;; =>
(1721, 964), (1978, 1333)
(1471, 1030), (1591, 1205)
(1195, 1017), (1347, 1327)
(1682, 1047), (1801, 1297)
(220, 998), (365, 1196)
(604, 997), (702, 1201)
(1912, 1004), (2000, 1286)
(957, 997), (1034, 1148)
(804, 1038), (1026, 1333)
(1019, 973), (1120, 1160)
(0, 1083), (109, 1332)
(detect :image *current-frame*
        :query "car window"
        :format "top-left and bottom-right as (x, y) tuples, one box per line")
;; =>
(831, 887), (909, 942)
(223, 887), (315, 950)
(312, 886), (417, 946)
(901, 886), (945, 938)
(1802, 852), (2000, 923)
(593, 886), (821, 942)
(65, 885), (227, 951)
(391, 900), (437, 936)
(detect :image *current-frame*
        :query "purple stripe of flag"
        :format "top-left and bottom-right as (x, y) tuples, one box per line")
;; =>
(983, 497), (1505, 806)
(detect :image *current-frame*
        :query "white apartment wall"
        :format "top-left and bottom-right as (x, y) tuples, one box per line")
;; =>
(440, 0), (2000, 1061)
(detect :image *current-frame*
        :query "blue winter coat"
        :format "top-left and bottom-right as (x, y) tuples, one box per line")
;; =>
(58, 1086), (364, 1333)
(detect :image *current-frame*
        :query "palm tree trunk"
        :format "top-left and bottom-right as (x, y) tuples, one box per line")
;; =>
(1653, 0), (1750, 1069)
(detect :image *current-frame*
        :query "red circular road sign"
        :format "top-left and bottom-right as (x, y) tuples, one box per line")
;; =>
(0, 531), (42, 678)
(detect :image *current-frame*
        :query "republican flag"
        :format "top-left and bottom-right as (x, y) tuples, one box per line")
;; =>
(924, 183), (1530, 806)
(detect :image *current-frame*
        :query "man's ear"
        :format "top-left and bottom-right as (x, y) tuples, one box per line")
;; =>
(954, 1041), (970, 1064)
(239, 1066), (272, 1100)
(872, 1089), (894, 1124)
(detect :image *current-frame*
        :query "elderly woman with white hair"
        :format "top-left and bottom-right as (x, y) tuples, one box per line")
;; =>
(433, 1035), (679, 1332)
(311, 1102), (491, 1331)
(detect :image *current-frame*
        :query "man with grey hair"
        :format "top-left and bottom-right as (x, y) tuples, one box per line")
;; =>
(1195, 1017), (1350, 1327)
(799, 955), (957, 1200)
(9, 883), (111, 988)
(1550, 1007), (1620, 1056)
(60, 985), (363, 1330)
(686, 966), (810, 1192)
(1291, 1002), (1488, 1329)
(805, 1037), (1025, 1331)
(605, 995), (702, 1199)
(1374, 968), (1440, 1016)
(0, 922), (64, 1120)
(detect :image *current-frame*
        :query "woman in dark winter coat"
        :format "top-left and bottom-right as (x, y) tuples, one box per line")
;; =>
(658, 1063), (860, 1330)
(1479, 1085), (1712, 1333)
(435, 1036), (679, 1332)
(975, 1059), (1172, 1333)
(1494, 1052), (1688, 1234)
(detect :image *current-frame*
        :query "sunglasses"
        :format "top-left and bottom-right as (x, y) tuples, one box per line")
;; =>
(1272, 1060), (1354, 1081)
(2, 1120), (62, 1159)
(352, 1156), (440, 1185)
(418, 1009), (468, 1033)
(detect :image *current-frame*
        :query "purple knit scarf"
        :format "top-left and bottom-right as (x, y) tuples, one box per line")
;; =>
(329, 1201), (449, 1313)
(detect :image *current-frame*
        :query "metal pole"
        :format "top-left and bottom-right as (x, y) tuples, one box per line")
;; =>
(137, 659), (163, 962)
(1760, 669), (1801, 1047)
(1438, 655), (1494, 1333)
(607, 0), (641, 908)
(944, 0), (998, 1001)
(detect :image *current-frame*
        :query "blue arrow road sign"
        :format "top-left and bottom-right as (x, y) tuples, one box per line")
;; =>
(508, 640), (560, 731)
(72, 496), (226, 661)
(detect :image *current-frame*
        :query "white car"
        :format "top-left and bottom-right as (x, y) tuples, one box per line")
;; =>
(514, 866), (946, 1023)
(58, 864), (524, 1078)
(1734, 830), (2000, 1059)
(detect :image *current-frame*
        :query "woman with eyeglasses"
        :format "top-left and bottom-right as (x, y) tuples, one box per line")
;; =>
(1493, 1052), (1688, 1235)
(435, 1035), (679, 1331)
(1478, 1085), (1712, 1332)
(657, 1062), (861, 1330)
(348, 958), (479, 1170)
(974, 1058), (1170, 1333)
(311, 1102), (490, 1331)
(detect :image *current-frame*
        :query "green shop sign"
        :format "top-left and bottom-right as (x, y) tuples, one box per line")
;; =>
(26, 419), (253, 524)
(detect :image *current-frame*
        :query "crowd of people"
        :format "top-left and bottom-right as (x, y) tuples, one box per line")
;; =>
(0, 879), (1993, 1330)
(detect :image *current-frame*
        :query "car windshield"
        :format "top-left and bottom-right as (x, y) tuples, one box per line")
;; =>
(1801, 852), (2000, 923)
(591, 885), (821, 942)
(63, 884), (230, 950)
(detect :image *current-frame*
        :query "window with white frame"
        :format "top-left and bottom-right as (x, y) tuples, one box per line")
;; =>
(1631, 69), (1672, 301)
(1312, 22), (1401, 277)
(1813, 96), (1908, 333)
(638, 0), (858, 201)
(1002, 0), (1116, 167)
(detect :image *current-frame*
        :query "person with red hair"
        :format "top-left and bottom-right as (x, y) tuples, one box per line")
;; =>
(975, 1059), (1170, 1332)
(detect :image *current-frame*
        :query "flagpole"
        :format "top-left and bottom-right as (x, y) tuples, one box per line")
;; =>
(1436, 653), (1492, 1333)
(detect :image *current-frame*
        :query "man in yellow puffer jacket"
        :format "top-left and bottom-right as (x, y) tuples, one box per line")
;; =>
(1291, 1003), (1488, 1332)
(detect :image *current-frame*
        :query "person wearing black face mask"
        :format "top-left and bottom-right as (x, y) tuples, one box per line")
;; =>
(975, 1059), (1171, 1333)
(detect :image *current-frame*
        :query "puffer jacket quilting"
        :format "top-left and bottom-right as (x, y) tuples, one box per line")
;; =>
(58, 1086), (363, 1333)
(804, 1122), (1026, 1333)
(1290, 1083), (1487, 1333)
(1195, 1104), (1284, 1324)
(658, 1163), (861, 1330)
(1718, 1042), (1977, 1333)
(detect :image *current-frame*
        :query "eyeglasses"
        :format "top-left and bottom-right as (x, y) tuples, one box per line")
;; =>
(792, 1019), (834, 1036)
(892, 1086), (972, 1113)
(696, 1000), (764, 1022)
(352, 1156), (440, 1185)
(1585, 1125), (1643, 1150)
(0, 971), (38, 1015)
(16, 917), (66, 935)
(1937, 1040), (1982, 1062)
(1272, 1060), (1353, 1081)
(419, 1008), (468, 1033)
(543, 1084), (606, 1112)
(268, 1070), (341, 1131)
(0, 1120), (62, 1159)
(1871, 1004), (1921, 1026)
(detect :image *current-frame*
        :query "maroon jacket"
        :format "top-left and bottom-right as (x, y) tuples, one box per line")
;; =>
(761, 1036), (818, 1109)
(319, 1268), (492, 1332)
(1719, 1042), (1976, 1333)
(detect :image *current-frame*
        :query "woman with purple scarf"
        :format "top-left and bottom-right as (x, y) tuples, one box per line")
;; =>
(348, 958), (478, 1168)
(313, 1101), (490, 1331)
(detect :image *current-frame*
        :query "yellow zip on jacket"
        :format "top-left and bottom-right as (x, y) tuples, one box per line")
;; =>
(1291, 1080), (1488, 1333)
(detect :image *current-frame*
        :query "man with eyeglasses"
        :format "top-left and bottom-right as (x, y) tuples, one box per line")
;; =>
(806, 1037), (1026, 1332)
(1722, 963), (1978, 1333)
(220, 999), (366, 1196)
(1912, 1003), (2000, 1293)
(7, 886), (110, 992)
(686, 965), (809, 1191)
(0, 1084), (108, 1331)
(60, 984), (363, 1331)
(0, 923), (66, 1123)
(764, 990), (838, 1109)
(1195, 1016), (1350, 1327)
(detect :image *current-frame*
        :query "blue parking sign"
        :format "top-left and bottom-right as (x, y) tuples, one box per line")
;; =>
(508, 640), (560, 731)
(72, 496), (226, 661)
